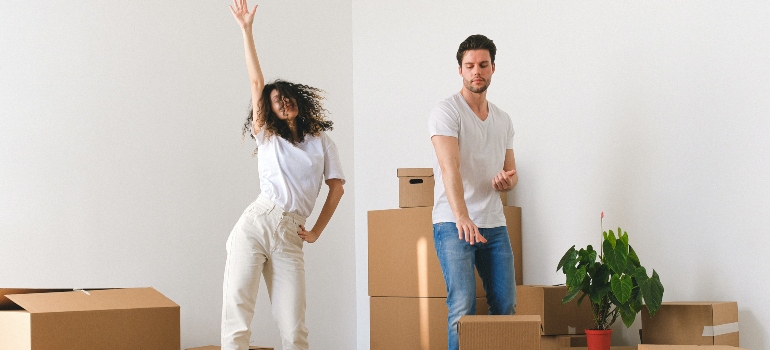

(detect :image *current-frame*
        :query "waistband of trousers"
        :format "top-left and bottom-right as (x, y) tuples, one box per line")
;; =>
(255, 195), (307, 225)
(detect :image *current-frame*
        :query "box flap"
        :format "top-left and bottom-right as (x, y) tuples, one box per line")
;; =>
(397, 168), (433, 177)
(6, 287), (178, 313)
(0, 289), (69, 310)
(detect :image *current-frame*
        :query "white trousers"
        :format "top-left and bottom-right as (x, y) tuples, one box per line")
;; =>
(221, 196), (308, 350)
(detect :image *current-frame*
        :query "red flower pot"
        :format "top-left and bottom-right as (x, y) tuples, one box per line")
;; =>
(585, 329), (612, 350)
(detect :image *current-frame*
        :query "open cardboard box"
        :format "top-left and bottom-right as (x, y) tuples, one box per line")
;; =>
(0, 287), (179, 350)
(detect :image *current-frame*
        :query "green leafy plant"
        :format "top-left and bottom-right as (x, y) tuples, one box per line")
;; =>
(556, 214), (664, 330)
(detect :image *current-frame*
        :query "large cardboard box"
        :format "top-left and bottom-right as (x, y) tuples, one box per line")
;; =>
(398, 168), (435, 208)
(0, 287), (179, 350)
(370, 296), (489, 350)
(516, 285), (595, 335)
(541, 335), (587, 350)
(638, 346), (746, 350)
(368, 206), (523, 297)
(458, 315), (541, 350)
(641, 302), (739, 346)
(186, 347), (273, 350)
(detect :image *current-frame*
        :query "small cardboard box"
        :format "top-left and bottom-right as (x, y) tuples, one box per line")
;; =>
(370, 296), (489, 350)
(0, 287), (179, 350)
(458, 315), (541, 350)
(368, 206), (523, 297)
(516, 285), (595, 335)
(638, 346), (746, 350)
(641, 302), (739, 346)
(186, 347), (273, 350)
(541, 334), (587, 350)
(398, 168), (435, 208)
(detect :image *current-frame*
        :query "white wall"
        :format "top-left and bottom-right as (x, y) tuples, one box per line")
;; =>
(0, 1), (354, 349)
(4, 1), (770, 349)
(354, 1), (770, 349)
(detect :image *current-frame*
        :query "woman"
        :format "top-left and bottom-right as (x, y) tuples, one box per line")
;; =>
(222, 1), (345, 349)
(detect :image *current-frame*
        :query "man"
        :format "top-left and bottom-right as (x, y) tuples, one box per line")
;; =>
(428, 34), (518, 350)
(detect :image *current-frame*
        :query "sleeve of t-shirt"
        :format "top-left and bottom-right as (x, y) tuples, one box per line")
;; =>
(254, 127), (266, 147)
(428, 100), (460, 138)
(506, 112), (515, 149)
(322, 132), (346, 185)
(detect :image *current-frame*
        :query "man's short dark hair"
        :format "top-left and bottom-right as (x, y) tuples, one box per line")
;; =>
(456, 34), (496, 66)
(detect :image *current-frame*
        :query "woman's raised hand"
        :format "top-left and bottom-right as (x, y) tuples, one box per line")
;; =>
(229, 0), (257, 29)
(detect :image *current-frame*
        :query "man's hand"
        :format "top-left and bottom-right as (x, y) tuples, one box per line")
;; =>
(456, 217), (487, 245)
(492, 169), (516, 191)
(298, 225), (320, 243)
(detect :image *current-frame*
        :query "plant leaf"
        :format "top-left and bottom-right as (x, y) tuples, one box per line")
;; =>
(562, 286), (582, 304)
(607, 239), (628, 275)
(567, 265), (587, 287)
(619, 302), (637, 328)
(606, 229), (617, 249)
(619, 228), (628, 245)
(557, 246), (577, 272)
(611, 274), (633, 304)
(642, 270), (665, 316)
(628, 245), (640, 267)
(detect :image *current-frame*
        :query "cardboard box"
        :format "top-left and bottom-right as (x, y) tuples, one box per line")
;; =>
(371, 296), (489, 350)
(368, 206), (523, 297)
(398, 168), (435, 208)
(186, 347), (273, 350)
(541, 334), (587, 350)
(516, 285), (595, 335)
(458, 315), (541, 350)
(0, 287), (179, 350)
(641, 302), (739, 346)
(638, 346), (746, 350)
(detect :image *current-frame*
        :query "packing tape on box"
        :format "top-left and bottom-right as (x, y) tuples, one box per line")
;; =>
(702, 322), (739, 336)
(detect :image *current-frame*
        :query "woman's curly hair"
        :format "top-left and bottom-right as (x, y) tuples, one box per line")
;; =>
(242, 80), (333, 149)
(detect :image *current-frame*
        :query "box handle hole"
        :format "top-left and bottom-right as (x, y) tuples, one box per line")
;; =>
(409, 179), (424, 184)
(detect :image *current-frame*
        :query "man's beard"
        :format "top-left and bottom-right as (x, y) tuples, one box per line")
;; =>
(465, 78), (490, 93)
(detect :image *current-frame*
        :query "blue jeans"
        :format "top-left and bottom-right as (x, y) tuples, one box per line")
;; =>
(433, 223), (516, 350)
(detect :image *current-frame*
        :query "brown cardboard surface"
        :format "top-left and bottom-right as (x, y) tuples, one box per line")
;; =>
(0, 287), (180, 350)
(641, 302), (739, 346)
(458, 315), (541, 350)
(7, 287), (177, 313)
(370, 296), (489, 350)
(398, 168), (435, 208)
(0, 289), (68, 310)
(638, 346), (746, 350)
(516, 285), (595, 335)
(541, 335), (587, 350)
(368, 206), (523, 297)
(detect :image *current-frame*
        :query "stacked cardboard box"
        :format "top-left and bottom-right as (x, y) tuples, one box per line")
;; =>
(458, 315), (542, 350)
(369, 168), (523, 349)
(641, 302), (739, 347)
(0, 287), (179, 350)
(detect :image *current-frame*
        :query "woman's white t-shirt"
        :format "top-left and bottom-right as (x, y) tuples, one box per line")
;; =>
(254, 128), (345, 218)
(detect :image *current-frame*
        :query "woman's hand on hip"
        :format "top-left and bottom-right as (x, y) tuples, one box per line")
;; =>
(298, 225), (320, 243)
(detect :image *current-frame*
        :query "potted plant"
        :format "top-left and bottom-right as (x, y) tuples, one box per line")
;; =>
(556, 213), (664, 350)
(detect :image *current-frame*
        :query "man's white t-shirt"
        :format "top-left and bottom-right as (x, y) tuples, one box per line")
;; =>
(255, 128), (345, 218)
(428, 92), (514, 228)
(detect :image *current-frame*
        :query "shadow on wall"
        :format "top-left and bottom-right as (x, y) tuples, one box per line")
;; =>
(739, 309), (764, 350)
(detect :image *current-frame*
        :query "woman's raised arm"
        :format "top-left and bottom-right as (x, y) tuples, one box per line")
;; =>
(229, 0), (265, 135)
